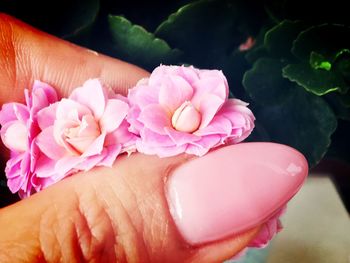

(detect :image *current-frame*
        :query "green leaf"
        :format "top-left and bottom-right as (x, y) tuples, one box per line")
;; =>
(282, 63), (349, 95)
(292, 24), (350, 61)
(243, 58), (293, 105)
(245, 46), (269, 64)
(325, 93), (350, 120)
(310, 52), (332, 71)
(327, 119), (350, 162)
(264, 20), (309, 59)
(256, 87), (337, 167)
(334, 52), (350, 81)
(108, 15), (182, 70)
(155, 0), (265, 67)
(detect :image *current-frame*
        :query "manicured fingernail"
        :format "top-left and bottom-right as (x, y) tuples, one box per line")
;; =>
(166, 142), (308, 245)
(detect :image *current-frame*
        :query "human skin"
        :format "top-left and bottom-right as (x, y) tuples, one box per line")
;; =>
(0, 14), (260, 262)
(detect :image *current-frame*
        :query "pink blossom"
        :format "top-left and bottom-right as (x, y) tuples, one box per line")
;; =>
(248, 205), (286, 248)
(239, 36), (256, 51)
(0, 81), (58, 197)
(230, 206), (286, 261)
(127, 65), (255, 157)
(35, 79), (134, 182)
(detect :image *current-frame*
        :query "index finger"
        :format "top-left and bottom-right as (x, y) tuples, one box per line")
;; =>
(0, 13), (149, 104)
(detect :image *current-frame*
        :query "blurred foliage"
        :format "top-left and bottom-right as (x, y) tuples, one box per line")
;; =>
(1, 0), (350, 168)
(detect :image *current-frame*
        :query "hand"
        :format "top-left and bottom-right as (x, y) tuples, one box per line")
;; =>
(0, 13), (306, 263)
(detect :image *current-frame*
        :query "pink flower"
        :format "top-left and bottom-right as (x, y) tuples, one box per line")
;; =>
(239, 36), (256, 51)
(230, 206), (286, 261)
(0, 81), (58, 197)
(248, 205), (286, 248)
(35, 79), (134, 182)
(128, 65), (255, 157)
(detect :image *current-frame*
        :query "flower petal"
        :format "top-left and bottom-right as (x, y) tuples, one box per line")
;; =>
(140, 128), (175, 147)
(98, 144), (122, 167)
(7, 174), (26, 193)
(128, 84), (159, 109)
(127, 106), (143, 134)
(179, 65), (200, 85)
(35, 155), (57, 178)
(105, 121), (134, 146)
(56, 99), (92, 120)
(138, 104), (171, 135)
(189, 134), (222, 150)
(74, 150), (107, 171)
(159, 75), (193, 112)
(37, 102), (58, 130)
(36, 127), (66, 160)
(55, 156), (82, 179)
(195, 116), (232, 136)
(136, 140), (186, 157)
(0, 103), (29, 125)
(69, 79), (107, 119)
(191, 73), (228, 107)
(81, 133), (106, 157)
(100, 99), (129, 133)
(164, 127), (201, 146)
(5, 154), (23, 179)
(31, 81), (58, 113)
(198, 94), (225, 128)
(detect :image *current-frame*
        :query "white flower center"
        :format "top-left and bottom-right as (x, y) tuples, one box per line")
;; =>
(63, 114), (101, 154)
(171, 101), (201, 133)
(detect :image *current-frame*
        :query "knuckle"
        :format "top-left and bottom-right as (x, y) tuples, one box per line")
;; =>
(38, 179), (148, 262)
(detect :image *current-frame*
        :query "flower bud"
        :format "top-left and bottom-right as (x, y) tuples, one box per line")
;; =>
(2, 121), (28, 152)
(172, 101), (201, 133)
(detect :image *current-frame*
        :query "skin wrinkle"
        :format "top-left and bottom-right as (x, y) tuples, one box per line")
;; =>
(49, 201), (73, 262)
(122, 154), (191, 262)
(13, 27), (31, 90)
(90, 185), (118, 263)
(102, 179), (144, 263)
(75, 194), (96, 261)
(0, 242), (42, 263)
(50, 200), (74, 263)
(0, 15), (17, 103)
(70, 190), (90, 262)
(119, 174), (151, 262)
(39, 191), (90, 263)
(146, 195), (168, 258)
(119, 158), (163, 261)
(76, 184), (117, 262)
(39, 202), (62, 262)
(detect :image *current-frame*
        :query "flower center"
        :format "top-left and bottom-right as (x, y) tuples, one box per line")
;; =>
(63, 115), (101, 154)
(171, 101), (201, 133)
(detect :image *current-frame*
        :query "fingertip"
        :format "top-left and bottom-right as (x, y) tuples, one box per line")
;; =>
(0, 13), (150, 103)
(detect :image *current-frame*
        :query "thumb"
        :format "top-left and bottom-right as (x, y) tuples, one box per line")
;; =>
(0, 143), (307, 262)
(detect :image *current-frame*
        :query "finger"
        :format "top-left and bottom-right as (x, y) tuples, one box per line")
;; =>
(0, 13), (149, 104)
(0, 143), (308, 262)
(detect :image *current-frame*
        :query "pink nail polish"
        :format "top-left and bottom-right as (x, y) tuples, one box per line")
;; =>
(166, 142), (308, 245)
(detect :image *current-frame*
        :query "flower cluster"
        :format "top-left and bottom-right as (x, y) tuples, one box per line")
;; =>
(0, 65), (255, 197)
(128, 65), (255, 157)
